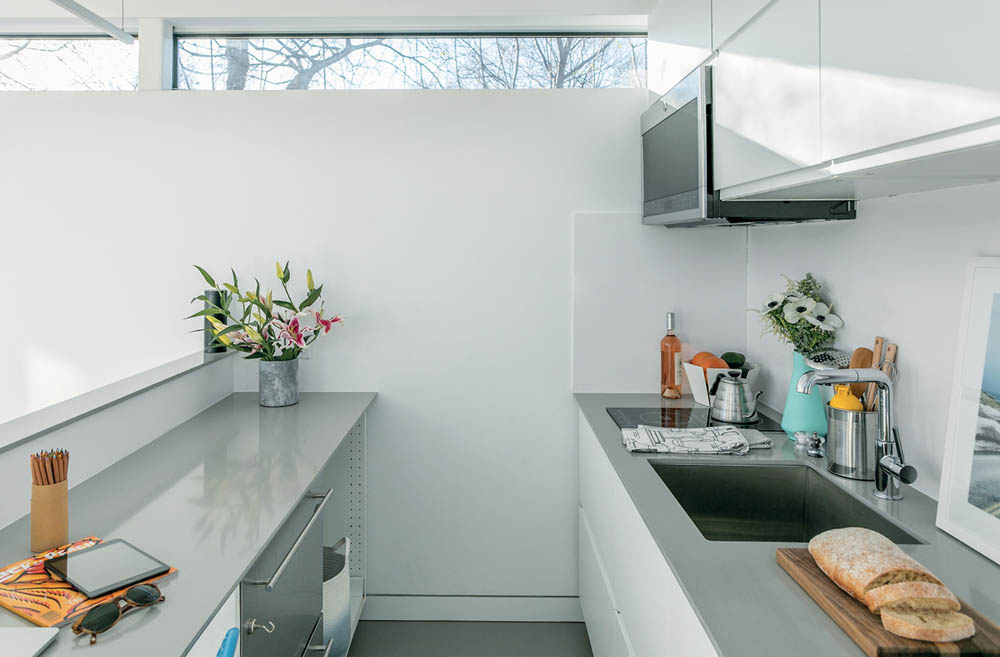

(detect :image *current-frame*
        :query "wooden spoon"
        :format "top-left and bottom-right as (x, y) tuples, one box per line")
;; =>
(848, 347), (873, 398)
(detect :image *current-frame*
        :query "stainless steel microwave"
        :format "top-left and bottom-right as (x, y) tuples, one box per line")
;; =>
(641, 66), (856, 228)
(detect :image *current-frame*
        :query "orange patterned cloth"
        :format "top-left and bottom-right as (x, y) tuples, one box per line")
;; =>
(0, 538), (176, 627)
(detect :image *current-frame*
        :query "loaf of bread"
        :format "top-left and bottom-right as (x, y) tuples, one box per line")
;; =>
(881, 609), (976, 642)
(863, 581), (960, 614)
(808, 528), (942, 602)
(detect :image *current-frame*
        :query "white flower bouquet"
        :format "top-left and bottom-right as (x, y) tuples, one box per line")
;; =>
(758, 273), (842, 355)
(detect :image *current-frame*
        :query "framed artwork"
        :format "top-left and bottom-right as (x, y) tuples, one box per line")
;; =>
(938, 257), (1000, 566)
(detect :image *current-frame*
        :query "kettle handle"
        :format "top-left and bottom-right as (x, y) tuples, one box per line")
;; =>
(743, 390), (765, 419)
(709, 372), (726, 396)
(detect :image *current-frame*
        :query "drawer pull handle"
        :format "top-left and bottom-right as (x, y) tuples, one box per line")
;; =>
(245, 619), (275, 634)
(307, 639), (334, 657)
(249, 489), (332, 592)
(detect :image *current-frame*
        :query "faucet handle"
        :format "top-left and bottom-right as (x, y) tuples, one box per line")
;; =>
(879, 454), (918, 484)
(892, 426), (905, 463)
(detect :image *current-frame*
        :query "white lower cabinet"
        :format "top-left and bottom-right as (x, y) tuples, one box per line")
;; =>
(579, 507), (635, 657)
(579, 411), (718, 657)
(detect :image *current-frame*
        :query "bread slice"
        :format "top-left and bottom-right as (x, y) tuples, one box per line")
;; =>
(881, 609), (976, 642)
(808, 528), (942, 603)
(863, 581), (960, 614)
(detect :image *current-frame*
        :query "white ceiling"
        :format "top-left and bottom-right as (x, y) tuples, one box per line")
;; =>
(2, 0), (652, 33)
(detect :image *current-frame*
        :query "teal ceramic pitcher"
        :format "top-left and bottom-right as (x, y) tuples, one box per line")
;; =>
(781, 351), (828, 439)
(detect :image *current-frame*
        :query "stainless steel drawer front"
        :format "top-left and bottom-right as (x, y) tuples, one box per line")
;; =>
(242, 491), (329, 657)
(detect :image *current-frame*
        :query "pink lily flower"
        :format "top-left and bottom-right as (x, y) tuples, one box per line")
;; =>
(278, 316), (308, 348)
(315, 312), (343, 334)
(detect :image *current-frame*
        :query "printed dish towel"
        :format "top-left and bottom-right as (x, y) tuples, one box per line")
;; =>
(622, 425), (764, 455)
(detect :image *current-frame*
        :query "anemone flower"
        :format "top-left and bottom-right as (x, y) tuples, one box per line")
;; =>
(783, 297), (817, 323)
(765, 293), (786, 311)
(804, 303), (843, 331)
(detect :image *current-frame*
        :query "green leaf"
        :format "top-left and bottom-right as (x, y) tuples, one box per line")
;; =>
(243, 351), (265, 360)
(214, 324), (244, 337)
(223, 283), (239, 295)
(300, 284), (323, 310)
(273, 300), (297, 311)
(282, 261), (291, 284)
(193, 265), (216, 289)
(190, 294), (210, 304)
(231, 268), (239, 289)
(186, 307), (225, 319)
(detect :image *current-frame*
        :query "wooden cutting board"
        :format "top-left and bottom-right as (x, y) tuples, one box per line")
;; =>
(776, 548), (1000, 656)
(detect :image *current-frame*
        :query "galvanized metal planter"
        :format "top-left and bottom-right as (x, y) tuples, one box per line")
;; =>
(259, 359), (299, 407)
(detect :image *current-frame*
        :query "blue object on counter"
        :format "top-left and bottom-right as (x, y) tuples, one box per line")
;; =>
(781, 351), (828, 440)
(216, 628), (239, 657)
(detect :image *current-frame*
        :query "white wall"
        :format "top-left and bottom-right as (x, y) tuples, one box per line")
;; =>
(0, 88), (647, 615)
(746, 183), (1000, 499)
(2, 171), (208, 424)
(573, 212), (748, 392)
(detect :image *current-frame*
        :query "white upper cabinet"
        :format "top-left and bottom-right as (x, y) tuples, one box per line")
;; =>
(712, 0), (822, 190)
(647, 0), (713, 96)
(712, 0), (773, 48)
(821, 0), (1000, 160)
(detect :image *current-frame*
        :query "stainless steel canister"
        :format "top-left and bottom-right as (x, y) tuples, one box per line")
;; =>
(824, 406), (879, 481)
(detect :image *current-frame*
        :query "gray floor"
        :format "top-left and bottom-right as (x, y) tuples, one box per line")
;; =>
(347, 621), (594, 657)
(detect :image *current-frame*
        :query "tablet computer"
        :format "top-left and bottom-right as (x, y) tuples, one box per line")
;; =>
(45, 539), (169, 599)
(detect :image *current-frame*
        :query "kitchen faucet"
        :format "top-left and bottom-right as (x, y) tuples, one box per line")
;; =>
(796, 368), (917, 500)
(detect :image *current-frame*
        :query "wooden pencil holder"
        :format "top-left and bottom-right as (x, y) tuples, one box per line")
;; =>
(31, 481), (68, 554)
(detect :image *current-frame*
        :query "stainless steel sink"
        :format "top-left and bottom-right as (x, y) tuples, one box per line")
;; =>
(651, 463), (922, 544)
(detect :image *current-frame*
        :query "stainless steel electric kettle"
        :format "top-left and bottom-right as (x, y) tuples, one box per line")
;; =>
(709, 371), (763, 424)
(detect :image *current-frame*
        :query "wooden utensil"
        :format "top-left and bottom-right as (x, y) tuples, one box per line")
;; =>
(865, 337), (886, 411)
(871, 343), (899, 412)
(848, 347), (874, 398)
(777, 547), (1000, 657)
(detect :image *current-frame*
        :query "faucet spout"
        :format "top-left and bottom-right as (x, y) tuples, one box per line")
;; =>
(795, 368), (889, 394)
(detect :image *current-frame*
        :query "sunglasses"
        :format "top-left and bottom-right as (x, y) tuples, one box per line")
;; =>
(71, 583), (165, 645)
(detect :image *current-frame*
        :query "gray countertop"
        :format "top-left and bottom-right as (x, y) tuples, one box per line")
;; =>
(0, 392), (376, 657)
(576, 393), (1000, 657)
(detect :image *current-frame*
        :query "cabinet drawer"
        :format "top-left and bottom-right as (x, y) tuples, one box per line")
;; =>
(579, 506), (634, 657)
(241, 491), (329, 657)
(578, 412), (717, 657)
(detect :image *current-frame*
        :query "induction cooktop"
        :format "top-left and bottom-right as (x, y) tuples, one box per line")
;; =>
(606, 406), (784, 433)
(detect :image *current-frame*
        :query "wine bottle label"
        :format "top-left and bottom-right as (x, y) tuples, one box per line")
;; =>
(673, 354), (683, 388)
